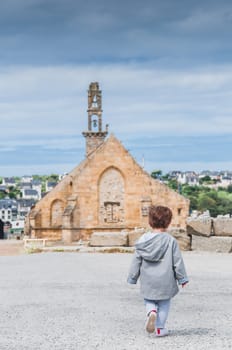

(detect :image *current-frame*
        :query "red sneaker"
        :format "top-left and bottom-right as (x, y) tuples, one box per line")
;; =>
(156, 328), (169, 337)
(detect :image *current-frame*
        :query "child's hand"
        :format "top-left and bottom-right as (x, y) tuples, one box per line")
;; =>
(182, 282), (188, 288)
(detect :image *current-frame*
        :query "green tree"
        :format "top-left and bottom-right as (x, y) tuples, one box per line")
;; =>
(151, 170), (162, 179)
(47, 174), (59, 182)
(182, 185), (200, 197)
(199, 175), (213, 185)
(42, 183), (46, 193)
(197, 194), (217, 216)
(8, 186), (22, 199)
(207, 190), (218, 201)
(188, 195), (198, 211)
(0, 191), (6, 199)
(161, 173), (170, 181)
(167, 179), (178, 191)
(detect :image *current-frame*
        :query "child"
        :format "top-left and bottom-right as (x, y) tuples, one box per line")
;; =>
(127, 205), (189, 337)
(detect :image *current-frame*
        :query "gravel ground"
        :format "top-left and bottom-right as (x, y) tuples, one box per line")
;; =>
(0, 251), (231, 350)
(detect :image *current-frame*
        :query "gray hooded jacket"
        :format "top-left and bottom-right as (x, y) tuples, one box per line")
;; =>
(127, 232), (188, 300)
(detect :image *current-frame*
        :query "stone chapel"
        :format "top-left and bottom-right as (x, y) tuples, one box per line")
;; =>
(27, 82), (189, 243)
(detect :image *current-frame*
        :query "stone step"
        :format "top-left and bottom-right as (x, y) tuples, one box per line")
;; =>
(90, 231), (128, 247)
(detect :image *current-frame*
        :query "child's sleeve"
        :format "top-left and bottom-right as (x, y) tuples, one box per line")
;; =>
(127, 251), (142, 284)
(172, 239), (189, 285)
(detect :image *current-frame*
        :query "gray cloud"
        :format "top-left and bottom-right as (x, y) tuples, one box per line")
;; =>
(0, 0), (231, 66)
(1, 63), (232, 142)
(0, 0), (232, 176)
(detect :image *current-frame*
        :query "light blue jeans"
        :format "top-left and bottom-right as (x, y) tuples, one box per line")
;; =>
(144, 298), (171, 329)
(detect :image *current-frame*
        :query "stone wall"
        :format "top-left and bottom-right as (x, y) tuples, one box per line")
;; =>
(89, 227), (191, 251)
(88, 214), (232, 253)
(187, 214), (232, 253)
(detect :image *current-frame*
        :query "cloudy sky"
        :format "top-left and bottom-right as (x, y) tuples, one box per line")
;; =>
(1, 0), (232, 176)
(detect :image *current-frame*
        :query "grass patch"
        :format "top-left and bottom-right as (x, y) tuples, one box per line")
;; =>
(25, 247), (43, 254)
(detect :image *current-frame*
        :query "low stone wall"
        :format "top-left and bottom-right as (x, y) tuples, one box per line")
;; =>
(27, 220), (232, 252)
(187, 215), (232, 252)
(191, 235), (232, 253)
(127, 228), (146, 247)
(89, 227), (191, 251)
(89, 219), (232, 253)
(167, 228), (191, 251)
(213, 217), (232, 236)
(186, 217), (212, 237)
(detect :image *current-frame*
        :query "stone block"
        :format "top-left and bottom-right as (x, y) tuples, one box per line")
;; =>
(191, 235), (232, 253)
(128, 228), (146, 246)
(168, 228), (191, 251)
(187, 217), (212, 237)
(90, 231), (128, 247)
(62, 229), (73, 244)
(213, 218), (232, 236)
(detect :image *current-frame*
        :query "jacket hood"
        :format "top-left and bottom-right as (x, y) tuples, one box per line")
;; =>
(135, 232), (171, 262)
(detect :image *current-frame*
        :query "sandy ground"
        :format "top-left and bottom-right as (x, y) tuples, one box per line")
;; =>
(0, 240), (24, 256)
(0, 250), (231, 350)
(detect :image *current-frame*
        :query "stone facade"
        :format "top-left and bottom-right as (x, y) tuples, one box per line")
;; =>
(26, 83), (189, 244)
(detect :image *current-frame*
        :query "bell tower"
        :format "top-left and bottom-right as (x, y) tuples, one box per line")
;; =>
(82, 82), (108, 157)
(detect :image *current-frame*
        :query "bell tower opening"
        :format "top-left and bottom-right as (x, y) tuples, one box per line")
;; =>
(82, 82), (108, 156)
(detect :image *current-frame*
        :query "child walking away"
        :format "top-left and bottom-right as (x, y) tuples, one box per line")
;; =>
(127, 205), (189, 337)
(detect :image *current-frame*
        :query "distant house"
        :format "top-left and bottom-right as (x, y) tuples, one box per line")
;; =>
(45, 181), (58, 192)
(168, 170), (182, 179)
(199, 170), (220, 179)
(0, 185), (7, 193)
(21, 176), (33, 183)
(22, 189), (40, 200)
(2, 177), (16, 188)
(31, 180), (42, 199)
(198, 170), (231, 189)
(20, 182), (32, 190)
(220, 176), (232, 188)
(17, 199), (36, 219)
(0, 199), (18, 222)
(177, 171), (199, 186)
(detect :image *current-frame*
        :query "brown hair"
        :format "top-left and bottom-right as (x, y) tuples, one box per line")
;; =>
(148, 205), (172, 229)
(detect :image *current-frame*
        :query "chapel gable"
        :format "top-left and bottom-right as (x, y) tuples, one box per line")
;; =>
(26, 82), (190, 244)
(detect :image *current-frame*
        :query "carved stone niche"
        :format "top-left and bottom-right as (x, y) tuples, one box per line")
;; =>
(141, 196), (152, 217)
(103, 201), (122, 223)
(99, 168), (125, 224)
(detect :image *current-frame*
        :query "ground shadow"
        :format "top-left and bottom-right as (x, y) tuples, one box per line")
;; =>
(171, 327), (213, 337)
